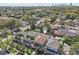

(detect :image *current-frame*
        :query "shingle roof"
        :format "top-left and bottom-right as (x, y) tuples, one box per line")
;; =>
(54, 29), (79, 36)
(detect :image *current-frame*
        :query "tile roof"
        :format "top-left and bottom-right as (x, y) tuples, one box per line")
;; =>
(35, 34), (47, 45)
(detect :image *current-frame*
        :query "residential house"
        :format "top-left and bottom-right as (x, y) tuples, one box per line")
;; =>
(50, 24), (62, 30)
(35, 18), (45, 27)
(20, 22), (31, 31)
(45, 38), (59, 54)
(54, 28), (79, 37)
(0, 31), (7, 38)
(34, 34), (47, 46)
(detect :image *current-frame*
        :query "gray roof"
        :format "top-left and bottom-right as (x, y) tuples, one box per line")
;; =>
(46, 39), (59, 49)
(59, 29), (79, 36)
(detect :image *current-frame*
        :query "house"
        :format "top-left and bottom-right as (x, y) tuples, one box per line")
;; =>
(20, 25), (31, 31)
(0, 32), (7, 38)
(60, 15), (66, 20)
(73, 20), (79, 27)
(20, 22), (31, 31)
(35, 18), (45, 27)
(58, 12), (66, 20)
(50, 24), (62, 30)
(45, 38), (59, 54)
(35, 18), (50, 27)
(21, 21), (29, 27)
(54, 28), (79, 37)
(34, 34), (47, 46)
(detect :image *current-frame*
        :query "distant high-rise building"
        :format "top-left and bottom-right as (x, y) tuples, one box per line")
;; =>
(70, 3), (72, 6)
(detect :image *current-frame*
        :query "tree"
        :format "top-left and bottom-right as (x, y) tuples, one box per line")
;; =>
(58, 38), (65, 55)
(0, 17), (10, 28)
(30, 21), (36, 30)
(49, 15), (57, 23)
(66, 13), (77, 20)
(15, 20), (21, 28)
(21, 15), (31, 22)
(64, 36), (79, 46)
(0, 17), (21, 29)
(69, 42), (79, 55)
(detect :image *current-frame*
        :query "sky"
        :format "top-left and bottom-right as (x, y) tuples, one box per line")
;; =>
(0, 0), (78, 6)
(0, 3), (53, 6)
(0, 3), (78, 6)
(0, 0), (79, 3)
